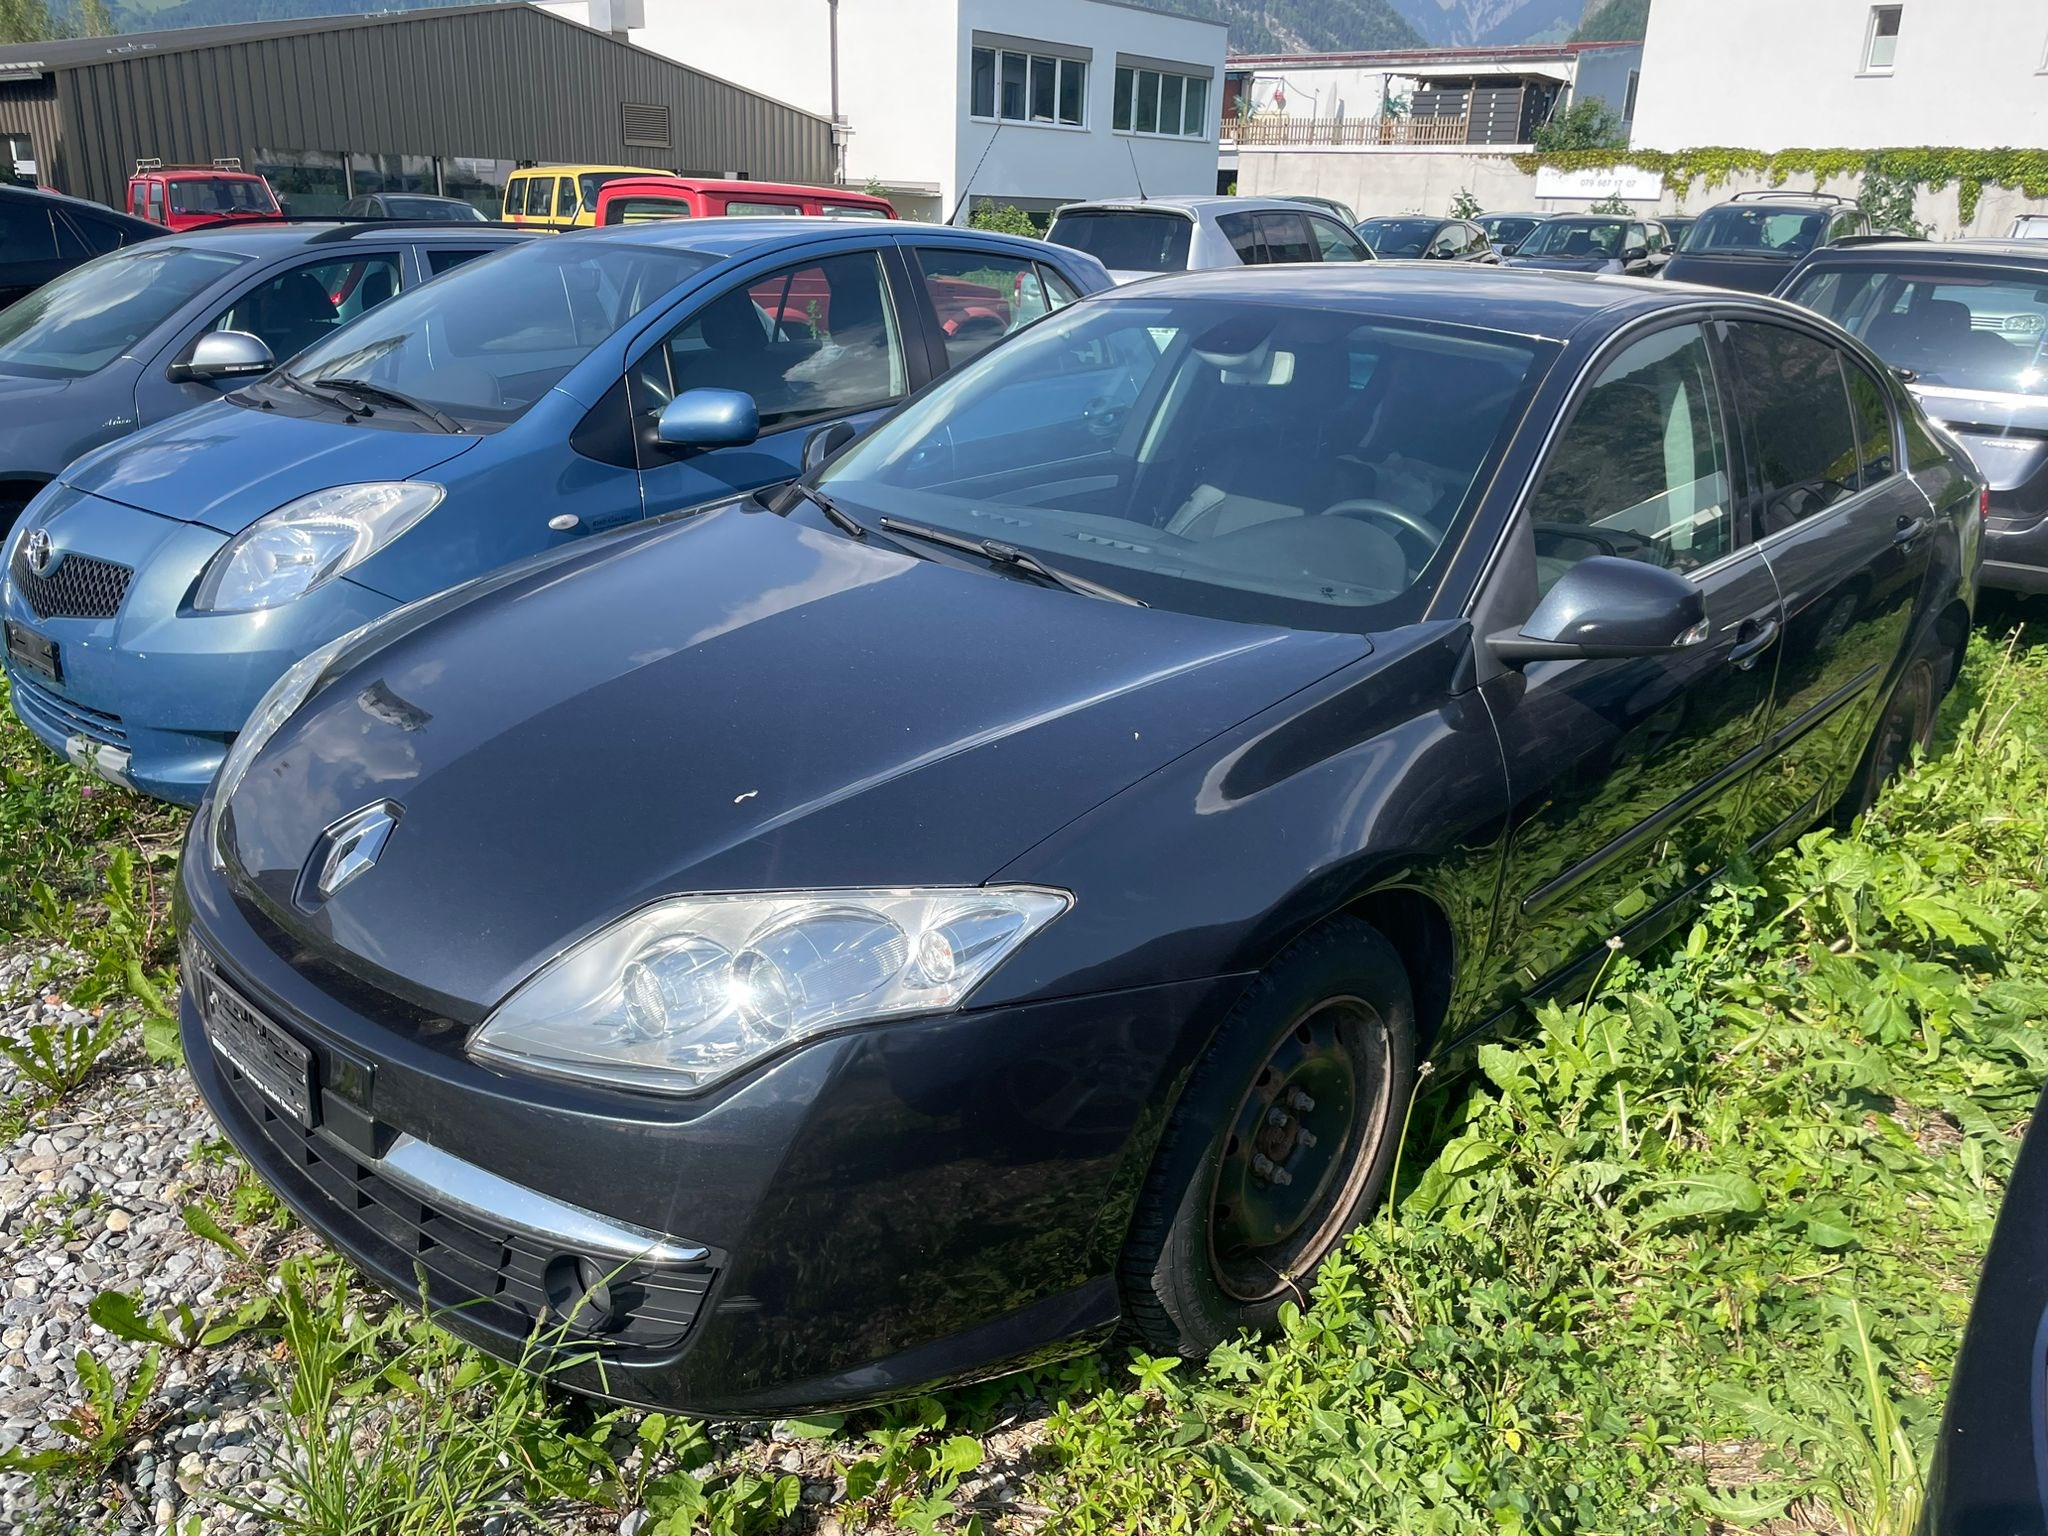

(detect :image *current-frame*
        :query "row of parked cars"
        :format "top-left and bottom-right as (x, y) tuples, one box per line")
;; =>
(0, 163), (2038, 1512)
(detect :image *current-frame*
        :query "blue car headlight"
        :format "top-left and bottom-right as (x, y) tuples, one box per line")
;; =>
(194, 482), (443, 613)
(471, 887), (1073, 1093)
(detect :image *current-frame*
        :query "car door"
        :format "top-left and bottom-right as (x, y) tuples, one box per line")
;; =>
(1721, 315), (1933, 840)
(1480, 320), (1784, 997)
(628, 244), (926, 517)
(0, 197), (68, 306)
(1306, 214), (1374, 263)
(137, 248), (408, 423)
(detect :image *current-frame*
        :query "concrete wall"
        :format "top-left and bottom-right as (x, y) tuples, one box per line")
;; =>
(1238, 149), (2048, 239)
(1632, 0), (2048, 151)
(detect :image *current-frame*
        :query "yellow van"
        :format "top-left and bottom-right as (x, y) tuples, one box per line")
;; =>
(503, 165), (668, 230)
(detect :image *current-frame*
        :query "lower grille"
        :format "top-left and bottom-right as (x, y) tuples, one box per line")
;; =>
(202, 976), (715, 1355)
(9, 672), (128, 748)
(9, 544), (132, 621)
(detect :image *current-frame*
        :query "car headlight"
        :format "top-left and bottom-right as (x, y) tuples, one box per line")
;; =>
(207, 629), (357, 870)
(471, 887), (1073, 1093)
(194, 482), (443, 613)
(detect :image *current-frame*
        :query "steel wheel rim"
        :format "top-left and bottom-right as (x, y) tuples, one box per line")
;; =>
(1875, 661), (1936, 787)
(1205, 995), (1394, 1304)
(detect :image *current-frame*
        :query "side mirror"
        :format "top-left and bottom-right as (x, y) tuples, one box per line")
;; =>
(175, 330), (274, 384)
(1624, 245), (1649, 263)
(802, 420), (858, 474)
(1489, 556), (1708, 663)
(1500, 243), (1519, 257)
(655, 388), (759, 451)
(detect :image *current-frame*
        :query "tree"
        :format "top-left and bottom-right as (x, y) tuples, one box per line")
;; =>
(0, 0), (65, 44)
(1449, 187), (1482, 220)
(968, 203), (1039, 237)
(1533, 99), (1627, 154)
(78, 0), (114, 36)
(1589, 192), (1635, 215)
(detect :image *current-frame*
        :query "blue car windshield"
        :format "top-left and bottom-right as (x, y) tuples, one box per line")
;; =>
(0, 244), (246, 379)
(286, 240), (717, 430)
(818, 297), (1547, 633)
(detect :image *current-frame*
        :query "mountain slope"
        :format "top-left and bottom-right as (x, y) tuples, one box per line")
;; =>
(1384, 0), (1641, 46)
(1142, 0), (1424, 54)
(1570, 0), (1649, 41)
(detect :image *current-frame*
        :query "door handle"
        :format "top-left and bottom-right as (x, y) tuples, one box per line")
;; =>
(1727, 618), (1780, 670)
(1893, 514), (1929, 547)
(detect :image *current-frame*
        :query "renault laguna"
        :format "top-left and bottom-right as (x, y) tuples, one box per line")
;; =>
(179, 267), (1979, 1415)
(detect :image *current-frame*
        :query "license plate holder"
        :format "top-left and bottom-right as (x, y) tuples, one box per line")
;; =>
(3, 620), (59, 684)
(202, 972), (317, 1129)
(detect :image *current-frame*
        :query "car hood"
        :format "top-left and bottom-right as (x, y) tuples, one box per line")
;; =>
(0, 372), (73, 417)
(220, 505), (1367, 1015)
(1661, 251), (1794, 293)
(62, 400), (482, 534)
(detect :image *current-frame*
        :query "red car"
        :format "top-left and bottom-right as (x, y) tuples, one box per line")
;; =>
(126, 159), (283, 232)
(593, 175), (895, 226)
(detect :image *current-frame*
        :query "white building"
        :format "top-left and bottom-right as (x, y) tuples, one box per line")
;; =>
(598, 0), (1226, 221)
(1630, 0), (2048, 150)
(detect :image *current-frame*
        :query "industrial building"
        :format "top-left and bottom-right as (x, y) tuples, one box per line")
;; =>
(0, 2), (832, 216)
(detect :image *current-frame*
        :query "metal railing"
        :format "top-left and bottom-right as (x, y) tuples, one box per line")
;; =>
(1228, 115), (1475, 148)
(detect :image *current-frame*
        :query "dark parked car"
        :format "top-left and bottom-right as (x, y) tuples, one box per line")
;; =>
(179, 266), (1979, 1417)
(1503, 215), (1667, 276)
(1662, 191), (1869, 293)
(0, 183), (160, 309)
(1780, 239), (2048, 594)
(1919, 1081), (2048, 1536)
(1355, 215), (1495, 262)
(1660, 214), (1697, 249)
(0, 222), (527, 538)
(1474, 211), (1545, 255)
(341, 193), (489, 223)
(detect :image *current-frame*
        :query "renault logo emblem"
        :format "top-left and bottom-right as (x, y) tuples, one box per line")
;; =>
(22, 528), (55, 578)
(299, 801), (401, 907)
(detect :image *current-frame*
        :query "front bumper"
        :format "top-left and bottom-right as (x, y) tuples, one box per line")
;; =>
(178, 820), (1242, 1415)
(1982, 506), (2048, 594)
(1, 490), (395, 804)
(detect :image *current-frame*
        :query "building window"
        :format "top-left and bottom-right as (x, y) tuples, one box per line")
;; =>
(1113, 64), (1211, 137)
(1863, 5), (1902, 72)
(970, 44), (1085, 126)
(1622, 69), (1640, 121)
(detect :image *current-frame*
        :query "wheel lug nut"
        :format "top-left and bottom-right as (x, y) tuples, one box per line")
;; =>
(1287, 1090), (1315, 1113)
(1266, 1108), (1291, 1128)
(1270, 1165), (1293, 1186)
(1251, 1153), (1277, 1181)
(1297, 1130), (1317, 1149)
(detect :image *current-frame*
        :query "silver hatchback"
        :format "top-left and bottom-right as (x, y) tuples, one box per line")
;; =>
(1047, 196), (1374, 284)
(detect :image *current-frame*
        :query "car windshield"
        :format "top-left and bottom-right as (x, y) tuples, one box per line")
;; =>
(1787, 264), (2048, 395)
(1518, 219), (1627, 258)
(282, 239), (716, 430)
(1682, 206), (1826, 257)
(382, 197), (485, 222)
(1480, 217), (1540, 248)
(1046, 211), (1192, 273)
(0, 243), (245, 379)
(816, 296), (1547, 633)
(168, 178), (277, 215)
(1355, 219), (1440, 259)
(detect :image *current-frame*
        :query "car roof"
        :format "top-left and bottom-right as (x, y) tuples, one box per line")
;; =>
(161, 221), (527, 255)
(1481, 211), (1545, 219)
(1092, 262), (1742, 341)
(554, 216), (1073, 261)
(0, 181), (158, 231)
(600, 174), (888, 203)
(1053, 196), (1311, 218)
(1794, 238), (2048, 268)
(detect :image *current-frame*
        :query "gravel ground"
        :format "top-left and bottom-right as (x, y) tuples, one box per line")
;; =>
(0, 942), (295, 1535)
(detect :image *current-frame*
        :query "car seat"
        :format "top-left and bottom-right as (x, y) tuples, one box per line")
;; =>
(238, 269), (340, 361)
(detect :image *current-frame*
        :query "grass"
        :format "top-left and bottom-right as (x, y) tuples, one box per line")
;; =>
(0, 613), (2043, 1534)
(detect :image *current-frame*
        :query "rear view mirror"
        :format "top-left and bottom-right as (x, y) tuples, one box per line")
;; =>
(1489, 556), (1708, 663)
(1625, 245), (1649, 262)
(176, 330), (274, 383)
(802, 420), (858, 473)
(655, 388), (759, 451)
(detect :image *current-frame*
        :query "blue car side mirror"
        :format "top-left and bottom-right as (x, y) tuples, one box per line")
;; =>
(655, 389), (759, 451)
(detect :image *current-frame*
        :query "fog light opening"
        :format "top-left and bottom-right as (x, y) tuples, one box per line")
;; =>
(542, 1253), (616, 1335)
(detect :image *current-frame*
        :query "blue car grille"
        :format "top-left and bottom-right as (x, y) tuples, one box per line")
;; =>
(9, 543), (133, 621)
(9, 672), (128, 749)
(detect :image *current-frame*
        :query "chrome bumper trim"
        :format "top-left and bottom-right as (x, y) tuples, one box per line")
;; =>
(375, 1133), (709, 1265)
(65, 732), (132, 789)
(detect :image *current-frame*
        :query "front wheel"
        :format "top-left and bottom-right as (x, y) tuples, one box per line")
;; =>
(1119, 916), (1417, 1357)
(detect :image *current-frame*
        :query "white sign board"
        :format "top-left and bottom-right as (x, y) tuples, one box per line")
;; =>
(1534, 165), (1665, 202)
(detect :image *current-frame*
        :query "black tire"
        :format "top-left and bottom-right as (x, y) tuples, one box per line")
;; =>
(1833, 640), (1942, 827)
(1119, 916), (1417, 1358)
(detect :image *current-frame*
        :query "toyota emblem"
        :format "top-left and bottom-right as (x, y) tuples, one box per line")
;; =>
(22, 528), (54, 578)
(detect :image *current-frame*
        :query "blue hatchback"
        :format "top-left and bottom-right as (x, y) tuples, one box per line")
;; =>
(2, 221), (1110, 803)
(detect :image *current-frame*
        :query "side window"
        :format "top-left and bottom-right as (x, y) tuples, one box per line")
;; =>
(1464, 224), (1492, 256)
(52, 211), (91, 261)
(209, 255), (404, 362)
(75, 214), (132, 254)
(1627, 223), (1647, 253)
(1429, 224), (1462, 257)
(1037, 263), (1080, 307)
(637, 249), (908, 436)
(1843, 357), (1897, 487)
(1307, 215), (1371, 262)
(726, 200), (804, 217)
(129, 184), (147, 217)
(425, 246), (494, 276)
(506, 178), (528, 216)
(1215, 209), (1261, 265)
(917, 248), (1056, 368)
(147, 184), (165, 223)
(1252, 211), (1315, 265)
(1725, 321), (1865, 535)
(555, 178), (578, 219)
(1526, 323), (1736, 590)
(0, 201), (59, 260)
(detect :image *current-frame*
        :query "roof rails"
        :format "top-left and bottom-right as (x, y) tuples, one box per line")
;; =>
(306, 218), (525, 242)
(1728, 189), (1854, 205)
(133, 157), (254, 175)
(1829, 233), (1923, 248)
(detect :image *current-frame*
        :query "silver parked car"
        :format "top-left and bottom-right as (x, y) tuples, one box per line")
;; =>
(1047, 196), (1374, 284)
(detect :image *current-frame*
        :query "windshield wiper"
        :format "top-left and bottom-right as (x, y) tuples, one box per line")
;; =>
(878, 516), (1145, 606)
(320, 377), (464, 434)
(797, 483), (867, 539)
(275, 370), (362, 419)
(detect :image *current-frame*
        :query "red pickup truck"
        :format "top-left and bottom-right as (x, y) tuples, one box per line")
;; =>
(126, 159), (283, 232)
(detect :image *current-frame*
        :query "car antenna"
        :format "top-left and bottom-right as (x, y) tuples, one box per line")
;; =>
(1125, 136), (1148, 201)
(945, 121), (1003, 226)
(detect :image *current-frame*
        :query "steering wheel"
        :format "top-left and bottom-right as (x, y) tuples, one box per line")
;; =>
(1320, 498), (1442, 547)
